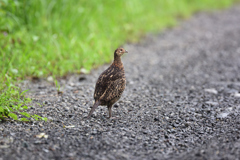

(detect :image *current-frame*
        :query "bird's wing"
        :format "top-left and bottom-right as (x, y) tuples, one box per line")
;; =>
(99, 78), (126, 102)
(94, 66), (124, 100)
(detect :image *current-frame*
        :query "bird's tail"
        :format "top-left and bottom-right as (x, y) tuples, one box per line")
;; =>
(87, 100), (100, 118)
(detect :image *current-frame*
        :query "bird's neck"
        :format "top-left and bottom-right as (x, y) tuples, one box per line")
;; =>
(113, 55), (123, 68)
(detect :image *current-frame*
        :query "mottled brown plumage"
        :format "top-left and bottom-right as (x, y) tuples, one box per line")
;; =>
(87, 47), (128, 118)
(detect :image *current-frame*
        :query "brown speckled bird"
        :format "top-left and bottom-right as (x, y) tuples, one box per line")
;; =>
(87, 47), (128, 119)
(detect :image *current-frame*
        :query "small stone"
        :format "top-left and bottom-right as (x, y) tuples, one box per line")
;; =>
(48, 117), (53, 121)
(204, 88), (218, 94)
(217, 112), (230, 119)
(64, 107), (70, 111)
(233, 93), (240, 97)
(47, 76), (54, 82)
(79, 76), (86, 81)
(34, 140), (42, 144)
(74, 105), (78, 110)
(43, 148), (49, 153)
(80, 68), (89, 74)
(205, 101), (218, 106)
(23, 142), (28, 148)
(68, 114), (74, 118)
(0, 145), (10, 148)
(38, 86), (46, 89)
(43, 101), (49, 105)
(92, 129), (98, 135)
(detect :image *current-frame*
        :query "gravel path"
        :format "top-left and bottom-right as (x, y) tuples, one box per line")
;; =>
(1, 6), (240, 160)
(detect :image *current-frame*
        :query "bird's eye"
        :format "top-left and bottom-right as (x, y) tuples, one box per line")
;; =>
(120, 49), (123, 52)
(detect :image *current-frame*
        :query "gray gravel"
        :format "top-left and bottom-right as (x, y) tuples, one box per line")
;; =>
(1, 5), (240, 160)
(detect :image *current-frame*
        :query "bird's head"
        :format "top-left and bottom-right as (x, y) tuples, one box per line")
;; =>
(114, 47), (128, 57)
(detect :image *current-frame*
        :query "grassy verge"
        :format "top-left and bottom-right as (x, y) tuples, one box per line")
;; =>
(0, 75), (47, 121)
(0, 0), (238, 121)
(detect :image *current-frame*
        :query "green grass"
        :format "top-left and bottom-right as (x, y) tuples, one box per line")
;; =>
(0, 0), (238, 121)
(0, 74), (47, 121)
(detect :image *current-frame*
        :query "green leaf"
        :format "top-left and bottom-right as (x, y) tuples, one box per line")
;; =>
(7, 106), (14, 112)
(4, 108), (10, 115)
(33, 117), (39, 121)
(20, 112), (30, 117)
(20, 89), (29, 96)
(0, 107), (4, 112)
(33, 114), (42, 119)
(22, 106), (28, 110)
(9, 113), (18, 120)
(43, 117), (48, 122)
(25, 98), (31, 103)
(36, 103), (42, 107)
(20, 118), (29, 121)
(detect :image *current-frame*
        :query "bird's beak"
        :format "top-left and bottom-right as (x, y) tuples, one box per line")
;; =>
(125, 50), (128, 53)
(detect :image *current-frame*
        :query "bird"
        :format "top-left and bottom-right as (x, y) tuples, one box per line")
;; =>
(87, 47), (128, 119)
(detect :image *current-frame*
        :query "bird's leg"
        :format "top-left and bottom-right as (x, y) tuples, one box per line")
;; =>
(87, 100), (100, 119)
(107, 105), (112, 119)
(108, 105), (119, 119)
